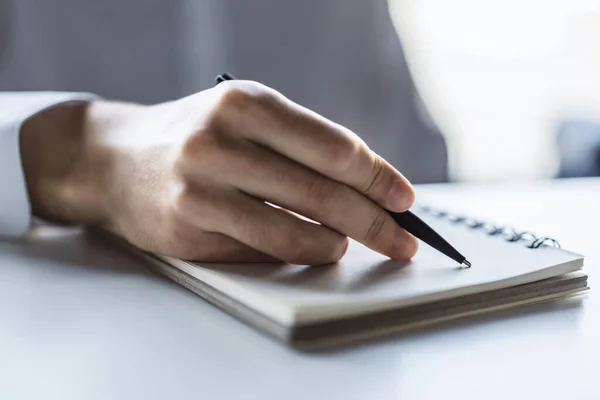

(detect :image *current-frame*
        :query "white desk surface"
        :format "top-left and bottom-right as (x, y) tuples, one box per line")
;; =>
(1, 178), (598, 400)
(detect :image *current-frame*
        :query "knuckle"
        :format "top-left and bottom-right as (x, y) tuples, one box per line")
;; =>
(200, 110), (223, 134)
(364, 211), (388, 244)
(208, 80), (283, 133)
(304, 178), (341, 209)
(215, 80), (276, 114)
(170, 184), (223, 232)
(177, 129), (217, 164)
(326, 137), (361, 174)
(218, 86), (253, 111)
(175, 129), (234, 176)
(279, 233), (314, 264)
(281, 230), (348, 266)
(362, 155), (385, 195)
(314, 235), (349, 265)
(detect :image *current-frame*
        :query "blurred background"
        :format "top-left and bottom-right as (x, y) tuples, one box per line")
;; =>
(390, 0), (600, 182)
(2, 0), (600, 183)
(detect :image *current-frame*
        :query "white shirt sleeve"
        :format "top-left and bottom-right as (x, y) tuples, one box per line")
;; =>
(0, 91), (101, 237)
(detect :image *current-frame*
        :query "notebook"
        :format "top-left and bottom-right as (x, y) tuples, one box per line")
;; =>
(122, 205), (588, 350)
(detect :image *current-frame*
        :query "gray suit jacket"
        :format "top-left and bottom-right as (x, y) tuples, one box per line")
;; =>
(0, 0), (448, 183)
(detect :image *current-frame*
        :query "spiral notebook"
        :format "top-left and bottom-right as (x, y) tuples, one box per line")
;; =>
(133, 206), (588, 350)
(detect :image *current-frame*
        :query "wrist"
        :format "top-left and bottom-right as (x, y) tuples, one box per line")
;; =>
(19, 100), (135, 226)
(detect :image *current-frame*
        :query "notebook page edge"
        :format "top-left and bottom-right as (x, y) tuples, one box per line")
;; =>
(293, 257), (584, 325)
(294, 287), (589, 350)
(155, 255), (297, 325)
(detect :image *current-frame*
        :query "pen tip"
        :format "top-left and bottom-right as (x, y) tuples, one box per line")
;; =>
(462, 259), (472, 268)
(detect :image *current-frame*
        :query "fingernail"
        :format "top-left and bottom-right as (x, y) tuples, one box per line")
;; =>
(387, 180), (415, 211)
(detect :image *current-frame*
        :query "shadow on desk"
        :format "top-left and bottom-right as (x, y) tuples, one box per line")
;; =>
(0, 224), (159, 278)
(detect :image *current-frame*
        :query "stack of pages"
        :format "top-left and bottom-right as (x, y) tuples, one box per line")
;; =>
(135, 207), (587, 349)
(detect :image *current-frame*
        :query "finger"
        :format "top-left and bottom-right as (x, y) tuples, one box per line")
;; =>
(175, 186), (349, 265)
(167, 232), (281, 262)
(105, 213), (279, 262)
(214, 81), (415, 212)
(204, 140), (418, 260)
(159, 221), (281, 262)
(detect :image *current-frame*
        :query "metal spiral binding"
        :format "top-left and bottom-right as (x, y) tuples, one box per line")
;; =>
(418, 206), (561, 249)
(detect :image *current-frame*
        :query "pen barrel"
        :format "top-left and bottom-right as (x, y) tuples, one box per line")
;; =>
(388, 211), (466, 264)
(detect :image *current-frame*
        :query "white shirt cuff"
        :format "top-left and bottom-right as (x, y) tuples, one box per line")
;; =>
(0, 92), (101, 237)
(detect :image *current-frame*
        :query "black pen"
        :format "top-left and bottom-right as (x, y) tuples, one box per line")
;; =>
(215, 73), (471, 268)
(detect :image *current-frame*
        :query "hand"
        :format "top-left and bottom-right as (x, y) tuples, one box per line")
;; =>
(20, 81), (417, 265)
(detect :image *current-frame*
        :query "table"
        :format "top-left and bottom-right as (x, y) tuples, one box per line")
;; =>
(1, 178), (598, 400)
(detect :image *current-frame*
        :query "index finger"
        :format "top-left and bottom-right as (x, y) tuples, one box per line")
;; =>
(214, 81), (415, 212)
